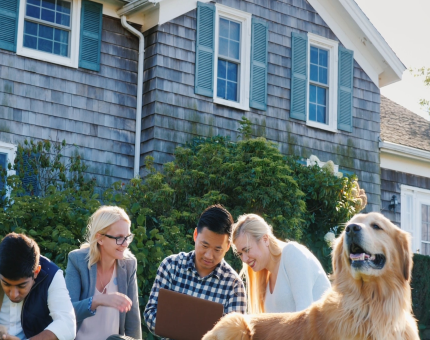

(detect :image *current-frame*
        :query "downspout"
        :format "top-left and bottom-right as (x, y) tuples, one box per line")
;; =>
(121, 15), (144, 177)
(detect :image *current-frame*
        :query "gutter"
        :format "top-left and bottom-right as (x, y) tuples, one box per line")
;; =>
(379, 141), (430, 163)
(117, 0), (160, 17)
(120, 15), (144, 177)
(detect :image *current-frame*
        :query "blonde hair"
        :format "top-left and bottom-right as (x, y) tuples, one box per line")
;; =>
(81, 205), (132, 269)
(231, 214), (283, 314)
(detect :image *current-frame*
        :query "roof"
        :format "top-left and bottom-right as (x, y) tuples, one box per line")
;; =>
(380, 96), (430, 153)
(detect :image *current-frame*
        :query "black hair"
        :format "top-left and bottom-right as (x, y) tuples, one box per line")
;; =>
(0, 233), (40, 280)
(197, 204), (234, 235)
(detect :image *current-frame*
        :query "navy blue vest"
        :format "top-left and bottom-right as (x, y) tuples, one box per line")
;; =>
(22, 256), (59, 338)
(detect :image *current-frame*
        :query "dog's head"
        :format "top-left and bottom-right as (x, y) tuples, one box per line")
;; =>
(332, 212), (412, 283)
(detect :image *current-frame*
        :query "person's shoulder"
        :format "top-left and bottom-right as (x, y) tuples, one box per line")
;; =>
(219, 259), (241, 280)
(68, 247), (89, 260)
(282, 241), (314, 260)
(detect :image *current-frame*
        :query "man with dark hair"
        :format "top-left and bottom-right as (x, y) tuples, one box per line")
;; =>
(0, 233), (76, 340)
(144, 205), (246, 338)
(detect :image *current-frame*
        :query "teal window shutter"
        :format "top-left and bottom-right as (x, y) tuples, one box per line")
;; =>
(290, 32), (308, 121)
(0, 0), (20, 52)
(195, 1), (215, 97)
(79, 0), (103, 71)
(337, 46), (354, 132)
(250, 17), (268, 111)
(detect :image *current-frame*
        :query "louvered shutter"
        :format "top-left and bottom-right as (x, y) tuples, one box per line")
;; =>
(290, 32), (308, 121)
(0, 0), (20, 52)
(337, 46), (354, 132)
(79, 0), (103, 71)
(250, 17), (268, 111)
(194, 1), (215, 97)
(18, 153), (39, 196)
(0, 153), (7, 192)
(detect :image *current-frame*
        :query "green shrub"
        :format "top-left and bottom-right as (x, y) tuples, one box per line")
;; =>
(412, 253), (430, 337)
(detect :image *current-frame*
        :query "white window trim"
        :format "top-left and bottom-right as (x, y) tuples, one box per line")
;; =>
(213, 4), (251, 111)
(306, 33), (338, 132)
(401, 185), (430, 254)
(16, 0), (81, 68)
(0, 141), (16, 198)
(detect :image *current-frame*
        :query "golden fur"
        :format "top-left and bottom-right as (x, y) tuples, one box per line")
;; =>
(203, 213), (420, 340)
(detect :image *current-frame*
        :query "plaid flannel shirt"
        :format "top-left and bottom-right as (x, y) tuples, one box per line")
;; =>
(144, 251), (246, 339)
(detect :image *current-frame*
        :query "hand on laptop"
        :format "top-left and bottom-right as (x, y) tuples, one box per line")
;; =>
(92, 292), (132, 313)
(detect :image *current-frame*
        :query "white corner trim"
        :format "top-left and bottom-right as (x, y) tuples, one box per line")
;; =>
(16, 0), (81, 68)
(379, 141), (430, 163)
(213, 4), (251, 112)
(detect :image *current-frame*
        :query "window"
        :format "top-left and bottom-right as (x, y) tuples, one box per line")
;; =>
(401, 185), (430, 255)
(307, 33), (338, 131)
(213, 4), (252, 111)
(0, 142), (16, 198)
(16, 0), (81, 67)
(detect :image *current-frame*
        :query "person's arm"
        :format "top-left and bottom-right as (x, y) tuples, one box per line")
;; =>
(143, 257), (174, 335)
(43, 270), (76, 340)
(124, 258), (142, 339)
(2, 330), (57, 340)
(225, 278), (247, 315)
(283, 243), (321, 312)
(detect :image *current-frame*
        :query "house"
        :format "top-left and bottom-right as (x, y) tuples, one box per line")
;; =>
(0, 0), (405, 212)
(379, 95), (430, 255)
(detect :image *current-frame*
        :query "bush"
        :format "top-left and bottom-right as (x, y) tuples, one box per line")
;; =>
(411, 253), (430, 337)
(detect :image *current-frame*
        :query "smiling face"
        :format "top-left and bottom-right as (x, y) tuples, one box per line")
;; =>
(193, 227), (230, 277)
(97, 219), (131, 261)
(234, 232), (270, 272)
(336, 212), (412, 282)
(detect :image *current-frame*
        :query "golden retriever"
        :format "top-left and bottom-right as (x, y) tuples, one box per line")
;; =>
(203, 212), (419, 340)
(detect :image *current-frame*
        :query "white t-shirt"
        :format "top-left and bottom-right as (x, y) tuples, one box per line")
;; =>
(264, 242), (331, 313)
(76, 265), (120, 340)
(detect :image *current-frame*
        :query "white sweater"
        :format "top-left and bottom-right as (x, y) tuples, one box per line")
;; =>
(264, 241), (331, 313)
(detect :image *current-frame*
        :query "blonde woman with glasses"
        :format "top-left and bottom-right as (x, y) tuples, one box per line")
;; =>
(65, 206), (141, 340)
(232, 214), (330, 314)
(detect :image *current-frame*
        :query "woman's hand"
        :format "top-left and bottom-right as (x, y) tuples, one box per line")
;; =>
(91, 292), (132, 313)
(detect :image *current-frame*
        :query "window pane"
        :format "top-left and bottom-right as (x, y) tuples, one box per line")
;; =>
(56, 12), (70, 26)
(24, 34), (38, 49)
(41, 8), (55, 22)
(53, 42), (67, 56)
(227, 81), (237, 101)
(39, 24), (53, 39)
(24, 20), (38, 35)
(310, 64), (318, 82)
(319, 49), (328, 67)
(229, 40), (239, 60)
(57, 0), (70, 14)
(39, 38), (52, 52)
(42, 0), (55, 10)
(319, 67), (328, 84)
(227, 62), (238, 82)
(217, 59), (227, 79)
(309, 85), (316, 103)
(219, 37), (229, 57)
(26, 4), (41, 19)
(317, 105), (326, 124)
(54, 28), (68, 43)
(217, 78), (226, 99)
(230, 21), (240, 41)
(310, 46), (318, 64)
(317, 86), (326, 105)
(219, 18), (229, 38)
(28, 0), (40, 5)
(309, 103), (316, 121)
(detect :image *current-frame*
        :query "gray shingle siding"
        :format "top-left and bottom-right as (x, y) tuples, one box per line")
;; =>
(0, 16), (139, 187)
(145, 0), (381, 211)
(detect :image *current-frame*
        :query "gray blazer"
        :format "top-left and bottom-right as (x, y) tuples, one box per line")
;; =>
(65, 247), (142, 339)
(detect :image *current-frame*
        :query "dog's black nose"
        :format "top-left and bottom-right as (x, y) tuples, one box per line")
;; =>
(346, 224), (361, 234)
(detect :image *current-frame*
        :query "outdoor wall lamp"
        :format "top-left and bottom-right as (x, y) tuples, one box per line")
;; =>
(388, 195), (398, 212)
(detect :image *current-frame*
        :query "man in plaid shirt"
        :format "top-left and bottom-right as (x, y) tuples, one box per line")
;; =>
(144, 205), (246, 338)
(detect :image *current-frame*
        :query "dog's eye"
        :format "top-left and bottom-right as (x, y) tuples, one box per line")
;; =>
(372, 224), (382, 230)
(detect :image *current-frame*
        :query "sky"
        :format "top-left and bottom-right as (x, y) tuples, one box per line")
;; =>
(354, 0), (430, 121)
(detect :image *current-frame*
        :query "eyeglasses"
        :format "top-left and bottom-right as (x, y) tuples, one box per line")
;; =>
(101, 233), (134, 245)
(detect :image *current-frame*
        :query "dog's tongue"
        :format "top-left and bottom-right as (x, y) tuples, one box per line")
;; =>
(350, 253), (370, 261)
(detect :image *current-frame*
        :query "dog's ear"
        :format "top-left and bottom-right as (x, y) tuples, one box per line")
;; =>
(397, 231), (412, 281)
(332, 233), (345, 274)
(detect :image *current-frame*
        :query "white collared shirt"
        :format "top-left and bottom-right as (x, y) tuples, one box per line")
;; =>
(0, 270), (76, 340)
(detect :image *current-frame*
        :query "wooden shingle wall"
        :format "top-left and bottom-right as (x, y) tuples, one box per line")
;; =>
(381, 168), (430, 226)
(0, 16), (139, 187)
(145, 0), (382, 211)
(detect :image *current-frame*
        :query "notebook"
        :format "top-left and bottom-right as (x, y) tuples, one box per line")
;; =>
(154, 288), (224, 340)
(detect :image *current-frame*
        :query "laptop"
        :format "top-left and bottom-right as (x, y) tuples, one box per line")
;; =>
(154, 288), (224, 340)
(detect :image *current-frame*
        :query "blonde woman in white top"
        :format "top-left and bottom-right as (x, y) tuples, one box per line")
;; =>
(65, 206), (142, 340)
(232, 214), (331, 314)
